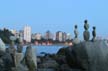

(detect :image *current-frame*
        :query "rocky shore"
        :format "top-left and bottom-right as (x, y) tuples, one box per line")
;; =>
(1, 39), (108, 71)
(37, 47), (80, 71)
(37, 40), (108, 71)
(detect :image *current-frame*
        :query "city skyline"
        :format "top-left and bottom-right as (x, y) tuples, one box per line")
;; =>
(0, 0), (108, 39)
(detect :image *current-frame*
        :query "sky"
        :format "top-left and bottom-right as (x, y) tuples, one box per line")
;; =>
(0, 0), (108, 39)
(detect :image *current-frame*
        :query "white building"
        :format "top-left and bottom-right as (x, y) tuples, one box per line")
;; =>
(24, 25), (31, 42)
(32, 33), (42, 40)
(35, 33), (42, 40)
(67, 33), (72, 40)
(56, 31), (63, 42)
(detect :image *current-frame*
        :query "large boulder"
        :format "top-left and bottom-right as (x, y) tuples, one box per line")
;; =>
(65, 40), (108, 71)
(24, 45), (37, 71)
(38, 59), (59, 70)
(0, 50), (13, 71)
(0, 38), (6, 52)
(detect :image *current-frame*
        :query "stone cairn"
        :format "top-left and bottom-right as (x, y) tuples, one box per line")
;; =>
(15, 36), (24, 68)
(92, 26), (96, 42)
(73, 25), (80, 45)
(17, 36), (23, 53)
(74, 25), (78, 38)
(83, 20), (90, 41)
(9, 36), (16, 68)
(7, 36), (37, 71)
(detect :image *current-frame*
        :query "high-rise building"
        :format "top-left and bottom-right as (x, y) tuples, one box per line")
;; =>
(24, 25), (31, 42)
(32, 33), (42, 40)
(62, 32), (67, 41)
(56, 31), (63, 42)
(45, 30), (52, 40)
(19, 30), (24, 42)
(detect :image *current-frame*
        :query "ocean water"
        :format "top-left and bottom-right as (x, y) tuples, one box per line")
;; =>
(23, 45), (65, 56)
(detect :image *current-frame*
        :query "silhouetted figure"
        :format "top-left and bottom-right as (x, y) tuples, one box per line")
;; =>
(84, 20), (89, 30)
(83, 20), (90, 41)
(73, 25), (80, 45)
(74, 25), (78, 38)
(92, 26), (96, 41)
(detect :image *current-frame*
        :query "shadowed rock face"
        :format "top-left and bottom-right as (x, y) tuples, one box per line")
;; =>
(0, 50), (13, 71)
(65, 40), (108, 71)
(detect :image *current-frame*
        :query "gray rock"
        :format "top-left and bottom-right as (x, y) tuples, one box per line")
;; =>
(8, 46), (16, 67)
(60, 64), (73, 71)
(0, 50), (13, 71)
(17, 44), (23, 53)
(15, 64), (28, 71)
(24, 45), (37, 71)
(38, 68), (55, 71)
(15, 53), (24, 66)
(66, 40), (108, 71)
(0, 38), (6, 52)
(39, 60), (59, 69)
(73, 38), (80, 45)
(83, 30), (90, 41)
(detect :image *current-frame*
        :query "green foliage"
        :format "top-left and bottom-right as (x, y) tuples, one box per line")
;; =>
(0, 28), (14, 44)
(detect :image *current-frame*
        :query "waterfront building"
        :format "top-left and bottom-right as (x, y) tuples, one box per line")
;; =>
(56, 31), (63, 42)
(32, 33), (42, 40)
(35, 33), (42, 40)
(24, 25), (31, 42)
(45, 30), (53, 40)
(62, 32), (67, 42)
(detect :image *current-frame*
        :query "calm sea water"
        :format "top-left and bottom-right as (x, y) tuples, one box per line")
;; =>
(23, 45), (65, 56)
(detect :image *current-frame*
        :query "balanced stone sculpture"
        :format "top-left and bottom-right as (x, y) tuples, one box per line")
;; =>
(17, 36), (23, 53)
(8, 39), (16, 67)
(92, 26), (96, 42)
(74, 25), (78, 38)
(73, 25), (80, 45)
(83, 20), (90, 41)
(0, 48), (13, 71)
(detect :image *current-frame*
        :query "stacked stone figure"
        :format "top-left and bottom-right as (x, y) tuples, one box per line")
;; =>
(73, 25), (80, 45)
(8, 40), (16, 67)
(74, 25), (78, 38)
(83, 20), (90, 41)
(15, 35), (24, 66)
(92, 26), (96, 42)
(17, 36), (23, 53)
